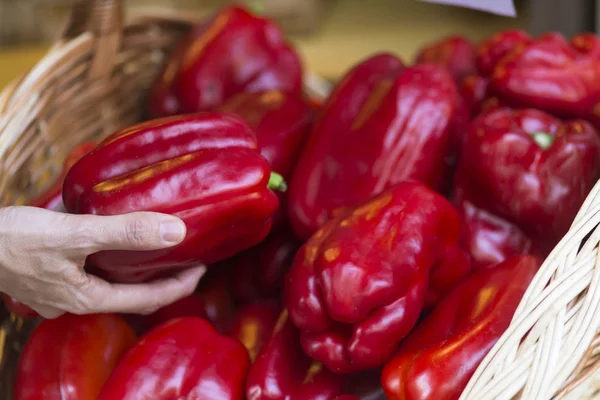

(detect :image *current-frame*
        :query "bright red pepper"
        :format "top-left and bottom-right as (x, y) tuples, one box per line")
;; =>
(15, 313), (135, 400)
(453, 107), (600, 268)
(246, 309), (346, 400)
(147, 6), (302, 118)
(226, 228), (301, 303)
(62, 112), (284, 283)
(381, 255), (540, 400)
(99, 317), (250, 400)
(415, 35), (476, 82)
(476, 29), (532, 76)
(288, 54), (460, 239)
(220, 90), (313, 226)
(284, 181), (464, 373)
(488, 32), (600, 129)
(228, 301), (280, 362)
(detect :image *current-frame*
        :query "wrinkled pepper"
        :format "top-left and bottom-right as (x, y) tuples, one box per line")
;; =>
(15, 313), (135, 400)
(288, 54), (460, 239)
(147, 6), (302, 118)
(228, 301), (280, 362)
(284, 181), (466, 373)
(381, 255), (540, 400)
(226, 228), (301, 303)
(415, 35), (476, 82)
(246, 310), (346, 400)
(62, 112), (285, 283)
(220, 90), (313, 226)
(2, 141), (97, 319)
(99, 317), (250, 400)
(453, 107), (600, 268)
(488, 32), (600, 129)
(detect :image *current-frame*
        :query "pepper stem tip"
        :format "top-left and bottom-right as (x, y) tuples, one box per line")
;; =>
(531, 132), (554, 150)
(268, 172), (287, 192)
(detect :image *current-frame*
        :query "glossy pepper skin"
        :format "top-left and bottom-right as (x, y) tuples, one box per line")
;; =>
(246, 310), (346, 400)
(381, 255), (540, 400)
(1, 141), (97, 319)
(62, 112), (282, 283)
(285, 181), (465, 373)
(227, 228), (301, 303)
(147, 6), (302, 118)
(99, 317), (250, 400)
(488, 32), (600, 129)
(415, 35), (476, 82)
(453, 108), (600, 268)
(228, 301), (280, 362)
(220, 90), (313, 226)
(288, 54), (460, 239)
(15, 314), (135, 400)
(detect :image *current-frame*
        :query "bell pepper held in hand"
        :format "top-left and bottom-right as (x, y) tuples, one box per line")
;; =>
(147, 6), (302, 118)
(246, 309), (346, 400)
(453, 107), (600, 268)
(99, 317), (250, 400)
(415, 35), (476, 82)
(288, 54), (460, 239)
(284, 181), (464, 373)
(381, 255), (540, 400)
(62, 112), (284, 283)
(15, 313), (135, 400)
(228, 301), (280, 362)
(488, 32), (600, 129)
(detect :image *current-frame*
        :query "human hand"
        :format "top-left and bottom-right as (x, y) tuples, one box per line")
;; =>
(0, 206), (206, 319)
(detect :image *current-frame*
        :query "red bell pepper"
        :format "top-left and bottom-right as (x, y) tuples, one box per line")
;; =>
(453, 107), (600, 268)
(415, 35), (476, 82)
(196, 267), (238, 333)
(228, 301), (280, 362)
(284, 181), (464, 373)
(15, 313), (135, 400)
(147, 6), (302, 118)
(246, 309), (346, 400)
(476, 29), (532, 76)
(62, 112), (285, 283)
(136, 293), (208, 332)
(381, 255), (540, 400)
(220, 90), (313, 226)
(226, 228), (301, 303)
(488, 32), (600, 129)
(288, 54), (460, 239)
(99, 317), (249, 400)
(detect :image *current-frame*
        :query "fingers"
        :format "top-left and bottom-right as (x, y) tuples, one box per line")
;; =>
(71, 266), (206, 315)
(65, 212), (187, 254)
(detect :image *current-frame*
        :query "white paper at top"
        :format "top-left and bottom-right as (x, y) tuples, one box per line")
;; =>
(419, 0), (517, 17)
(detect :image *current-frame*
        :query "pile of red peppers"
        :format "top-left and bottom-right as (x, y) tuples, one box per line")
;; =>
(9, 5), (600, 400)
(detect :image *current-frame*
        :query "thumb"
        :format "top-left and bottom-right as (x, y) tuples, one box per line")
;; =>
(68, 212), (187, 253)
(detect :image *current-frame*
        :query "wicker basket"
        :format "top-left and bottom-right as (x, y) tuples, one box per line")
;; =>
(1, 0), (600, 399)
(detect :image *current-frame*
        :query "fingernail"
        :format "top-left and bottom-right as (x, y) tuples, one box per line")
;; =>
(160, 219), (186, 244)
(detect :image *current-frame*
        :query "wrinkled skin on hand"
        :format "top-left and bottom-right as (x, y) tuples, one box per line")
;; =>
(285, 181), (465, 373)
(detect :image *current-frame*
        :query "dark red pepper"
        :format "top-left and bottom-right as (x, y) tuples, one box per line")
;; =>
(196, 266), (238, 333)
(381, 255), (540, 400)
(246, 309), (346, 400)
(15, 313), (135, 400)
(62, 112), (284, 283)
(288, 54), (460, 239)
(453, 107), (600, 268)
(147, 6), (302, 118)
(99, 317), (249, 399)
(135, 293), (208, 332)
(228, 301), (280, 362)
(415, 35), (476, 82)
(344, 369), (386, 400)
(488, 32), (600, 129)
(220, 90), (313, 226)
(284, 181), (465, 373)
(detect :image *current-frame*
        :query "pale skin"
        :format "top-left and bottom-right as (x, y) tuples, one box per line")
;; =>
(0, 206), (205, 319)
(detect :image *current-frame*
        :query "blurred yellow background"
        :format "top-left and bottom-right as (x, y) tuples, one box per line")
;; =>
(0, 0), (527, 88)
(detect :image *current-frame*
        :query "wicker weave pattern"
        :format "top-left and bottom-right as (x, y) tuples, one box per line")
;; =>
(1, 1), (600, 399)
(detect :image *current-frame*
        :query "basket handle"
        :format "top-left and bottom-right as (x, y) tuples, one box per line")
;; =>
(60, 0), (124, 79)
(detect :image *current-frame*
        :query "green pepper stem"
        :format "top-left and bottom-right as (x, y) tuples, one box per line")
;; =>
(531, 132), (554, 150)
(268, 172), (287, 192)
